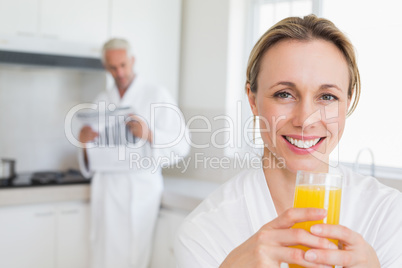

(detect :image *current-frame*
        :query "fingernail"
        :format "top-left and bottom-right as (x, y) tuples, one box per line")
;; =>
(310, 225), (322, 234)
(328, 243), (338, 250)
(316, 209), (327, 216)
(305, 251), (317, 261)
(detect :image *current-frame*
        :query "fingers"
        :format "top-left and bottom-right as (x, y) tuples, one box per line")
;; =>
(79, 126), (99, 143)
(310, 224), (360, 247)
(304, 248), (354, 267)
(222, 208), (336, 268)
(306, 224), (353, 266)
(305, 224), (380, 267)
(269, 246), (332, 268)
(126, 116), (152, 142)
(265, 228), (338, 250)
(268, 208), (327, 229)
(80, 125), (98, 135)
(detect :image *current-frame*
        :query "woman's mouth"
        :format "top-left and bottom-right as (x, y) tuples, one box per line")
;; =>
(284, 136), (321, 149)
(282, 135), (326, 154)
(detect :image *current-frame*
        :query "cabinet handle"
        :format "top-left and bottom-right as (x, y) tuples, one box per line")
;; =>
(90, 47), (101, 53)
(61, 209), (79, 215)
(16, 31), (35, 37)
(41, 34), (59, 40)
(35, 212), (54, 217)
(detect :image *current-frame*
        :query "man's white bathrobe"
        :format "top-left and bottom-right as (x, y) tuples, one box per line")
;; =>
(79, 76), (189, 268)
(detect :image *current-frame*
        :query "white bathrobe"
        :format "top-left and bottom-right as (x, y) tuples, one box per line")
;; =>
(78, 76), (189, 268)
(175, 165), (402, 268)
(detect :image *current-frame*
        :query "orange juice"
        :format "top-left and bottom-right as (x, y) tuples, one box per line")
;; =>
(288, 185), (342, 268)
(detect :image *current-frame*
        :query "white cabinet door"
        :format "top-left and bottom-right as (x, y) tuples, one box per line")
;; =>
(110, 0), (182, 101)
(150, 208), (188, 268)
(40, 0), (108, 44)
(0, 0), (39, 36)
(56, 201), (90, 268)
(0, 204), (56, 268)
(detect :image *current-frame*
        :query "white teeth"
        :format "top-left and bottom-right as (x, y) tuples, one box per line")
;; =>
(297, 140), (303, 148)
(285, 136), (321, 149)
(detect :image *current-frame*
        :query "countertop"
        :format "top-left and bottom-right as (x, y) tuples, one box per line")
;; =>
(0, 175), (222, 211)
(2, 173), (399, 210)
(0, 170), (90, 188)
(161, 177), (222, 212)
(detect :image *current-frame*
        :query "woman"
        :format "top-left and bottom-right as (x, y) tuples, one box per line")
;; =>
(174, 15), (402, 267)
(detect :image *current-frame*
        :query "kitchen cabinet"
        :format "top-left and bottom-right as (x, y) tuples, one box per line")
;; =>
(40, 0), (108, 44)
(0, 201), (89, 268)
(0, 0), (181, 100)
(110, 0), (182, 101)
(56, 201), (90, 268)
(0, 203), (56, 268)
(0, 0), (108, 54)
(150, 208), (188, 268)
(0, 0), (39, 36)
(149, 177), (222, 267)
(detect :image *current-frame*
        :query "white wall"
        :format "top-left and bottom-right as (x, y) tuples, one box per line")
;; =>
(163, 0), (249, 182)
(111, 0), (182, 102)
(179, 0), (230, 111)
(0, 65), (104, 173)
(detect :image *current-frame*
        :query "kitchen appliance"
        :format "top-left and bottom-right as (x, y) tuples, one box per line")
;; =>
(0, 35), (103, 70)
(0, 158), (16, 180)
(0, 169), (89, 188)
(30, 169), (88, 185)
(30, 171), (63, 184)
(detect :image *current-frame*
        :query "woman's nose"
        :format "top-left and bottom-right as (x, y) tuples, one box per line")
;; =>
(292, 100), (322, 128)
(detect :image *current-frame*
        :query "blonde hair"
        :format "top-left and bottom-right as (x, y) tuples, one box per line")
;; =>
(101, 38), (133, 63)
(246, 15), (361, 116)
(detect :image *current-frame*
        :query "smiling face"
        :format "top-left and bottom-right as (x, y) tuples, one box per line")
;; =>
(248, 39), (350, 173)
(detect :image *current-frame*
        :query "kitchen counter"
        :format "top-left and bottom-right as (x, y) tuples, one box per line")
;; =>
(0, 170), (90, 188)
(2, 173), (401, 209)
(0, 184), (91, 207)
(0, 175), (222, 211)
(161, 177), (222, 212)
(0, 170), (92, 207)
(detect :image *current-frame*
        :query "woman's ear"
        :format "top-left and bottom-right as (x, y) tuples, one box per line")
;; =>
(247, 83), (258, 116)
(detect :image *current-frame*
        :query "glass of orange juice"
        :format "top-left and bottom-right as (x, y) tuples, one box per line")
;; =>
(288, 171), (343, 268)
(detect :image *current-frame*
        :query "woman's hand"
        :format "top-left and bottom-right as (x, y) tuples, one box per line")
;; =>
(220, 208), (337, 268)
(303, 224), (381, 268)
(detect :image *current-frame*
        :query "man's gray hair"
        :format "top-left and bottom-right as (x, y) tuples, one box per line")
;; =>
(101, 38), (133, 63)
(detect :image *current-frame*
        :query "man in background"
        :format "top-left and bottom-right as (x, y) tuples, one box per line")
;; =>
(78, 38), (189, 268)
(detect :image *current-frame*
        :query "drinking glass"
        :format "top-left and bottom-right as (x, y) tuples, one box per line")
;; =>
(288, 170), (343, 268)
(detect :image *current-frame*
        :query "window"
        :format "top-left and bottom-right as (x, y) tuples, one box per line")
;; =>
(253, 0), (318, 40)
(226, 0), (402, 179)
(321, 0), (402, 177)
(225, 0), (320, 158)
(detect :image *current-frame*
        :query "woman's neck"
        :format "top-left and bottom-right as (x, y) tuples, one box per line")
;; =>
(262, 152), (296, 216)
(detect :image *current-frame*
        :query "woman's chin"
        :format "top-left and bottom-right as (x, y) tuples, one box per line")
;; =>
(284, 157), (329, 174)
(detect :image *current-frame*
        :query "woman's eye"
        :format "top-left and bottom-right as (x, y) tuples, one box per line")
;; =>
(275, 92), (292, 99)
(321, 94), (338, 101)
